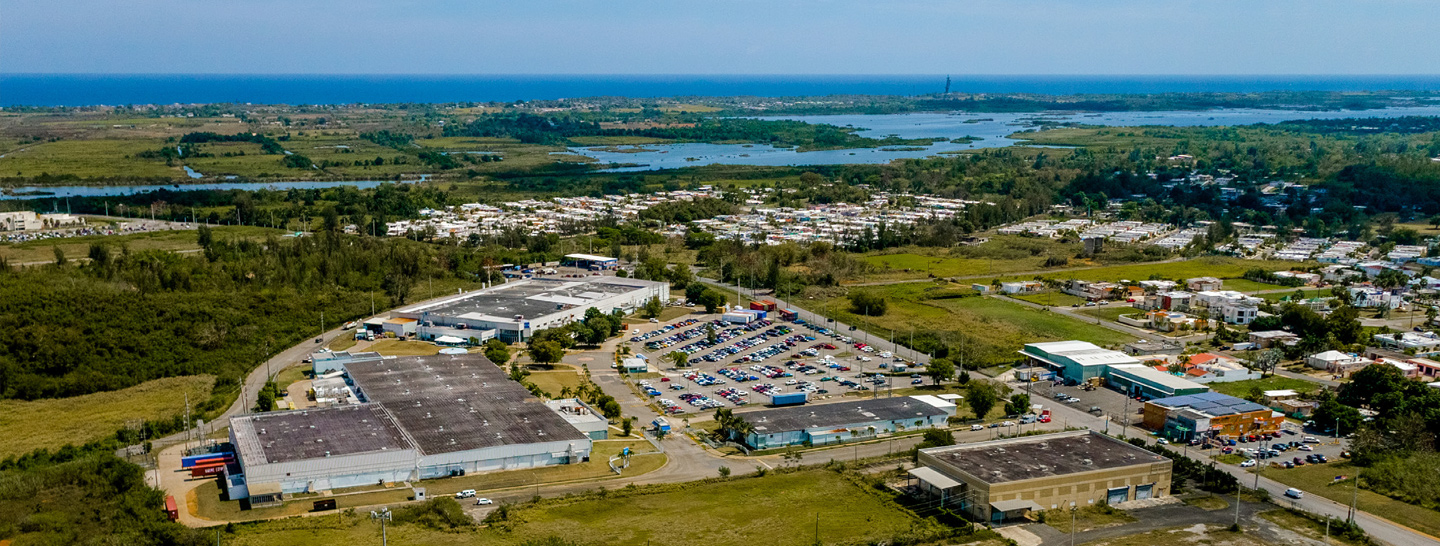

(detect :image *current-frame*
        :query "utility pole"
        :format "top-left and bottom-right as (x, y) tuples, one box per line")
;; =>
(371, 508), (392, 546)
(1069, 503), (1077, 546)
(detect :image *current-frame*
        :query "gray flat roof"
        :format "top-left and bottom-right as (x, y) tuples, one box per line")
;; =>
(345, 353), (586, 455)
(922, 431), (1167, 484)
(397, 278), (660, 322)
(742, 396), (949, 433)
(233, 404), (413, 464)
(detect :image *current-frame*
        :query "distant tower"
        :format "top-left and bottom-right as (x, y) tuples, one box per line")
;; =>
(944, 75), (951, 94)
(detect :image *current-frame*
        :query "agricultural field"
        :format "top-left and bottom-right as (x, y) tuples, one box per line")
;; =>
(0, 375), (214, 459)
(0, 138), (183, 179)
(222, 469), (936, 546)
(1011, 291), (1089, 307)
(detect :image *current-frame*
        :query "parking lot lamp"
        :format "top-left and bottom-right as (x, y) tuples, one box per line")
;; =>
(1069, 503), (1077, 546)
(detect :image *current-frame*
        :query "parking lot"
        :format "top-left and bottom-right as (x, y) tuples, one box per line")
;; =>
(626, 312), (928, 415)
(1009, 370), (1351, 469)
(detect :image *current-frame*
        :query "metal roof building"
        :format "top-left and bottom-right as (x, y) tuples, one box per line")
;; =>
(913, 430), (1172, 524)
(1104, 364), (1210, 399)
(1019, 341), (1140, 383)
(735, 396), (955, 449)
(393, 277), (668, 342)
(229, 353), (593, 504)
(1141, 392), (1285, 441)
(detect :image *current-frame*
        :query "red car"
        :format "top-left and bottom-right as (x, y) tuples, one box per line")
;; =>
(660, 377), (670, 382)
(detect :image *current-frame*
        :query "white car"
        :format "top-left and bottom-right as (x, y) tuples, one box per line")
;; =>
(1156, 438), (1169, 445)
(475, 498), (493, 505)
(971, 424), (984, 431)
(1284, 488), (1304, 499)
(1240, 459), (1257, 467)
(1002, 421), (1016, 427)
(455, 489), (476, 499)
(1298, 445), (1313, 451)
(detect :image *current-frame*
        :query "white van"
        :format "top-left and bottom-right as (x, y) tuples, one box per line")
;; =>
(1284, 488), (1304, 499)
(970, 424), (984, 431)
(455, 489), (476, 499)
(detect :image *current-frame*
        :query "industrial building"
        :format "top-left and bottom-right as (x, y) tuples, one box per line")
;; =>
(912, 430), (1173, 524)
(1020, 341), (1209, 399)
(228, 352), (593, 506)
(561, 253), (619, 270)
(734, 396), (955, 449)
(1142, 392), (1285, 442)
(389, 277), (669, 343)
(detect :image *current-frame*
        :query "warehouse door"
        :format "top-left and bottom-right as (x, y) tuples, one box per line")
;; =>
(1135, 484), (1153, 500)
(1107, 487), (1130, 505)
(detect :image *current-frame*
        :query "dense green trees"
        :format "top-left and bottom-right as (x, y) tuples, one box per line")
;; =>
(0, 231), (494, 401)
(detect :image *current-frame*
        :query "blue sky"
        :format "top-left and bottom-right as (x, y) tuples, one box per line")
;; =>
(4, 0), (1437, 74)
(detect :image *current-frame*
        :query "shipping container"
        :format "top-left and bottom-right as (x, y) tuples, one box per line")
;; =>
(190, 463), (226, 478)
(750, 300), (777, 312)
(721, 312), (754, 324)
(164, 496), (179, 521)
(779, 309), (799, 321)
(770, 391), (808, 406)
(180, 452), (234, 468)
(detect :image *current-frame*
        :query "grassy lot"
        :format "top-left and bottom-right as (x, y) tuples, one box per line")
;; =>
(1259, 509), (1372, 546)
(622, 305), (695, 324)
(525, 370), (584, 398)
(1214, 454), (1247, 465)
(326, 336), (358, 352)
(367, 339), (444, 356)
(0, 138), (181, 179)
(195, 440), (664, 523)
(1081, 524), (1261, 546)
(1076, 305), (1142, 322)
(1040, 503), (1136, 534)
(862, 251), (1045, 280)
(1182, 495), (1232, 510)
(972, 256), (1309, 287)
(1207, 376), (1321, 399)
(1222, 278), (1290, 293)
(0, 375), (214, 459)
(0, 225), (279, 265)
(224, 469), (932, 546)
(1259, 288), (1332, 302)
(1012, 291), (1089, 307)
(817, 284), (1133, 367)
(1258, 462), (1440, 538)
(271, 364), (309, 389)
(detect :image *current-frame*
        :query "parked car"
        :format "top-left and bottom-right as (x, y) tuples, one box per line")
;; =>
(455, 489), (476, 499)
(971, 424), (984, 431)
(1240, 459), (1257, 468)
(475, 498), (493, 505)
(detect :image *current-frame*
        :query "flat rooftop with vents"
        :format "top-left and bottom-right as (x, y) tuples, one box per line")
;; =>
(228, 353), (595, 501)
(392, 277), (668, 342)
(919, 430), (1168, 484)
(734, 396), (955, 449)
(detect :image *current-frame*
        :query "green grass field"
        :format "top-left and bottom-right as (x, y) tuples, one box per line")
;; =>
(862, 252), (1045, 280)
(1259, 288), (1332, 302)
(1257, 462), (1440, 538)
(1207, 376), (1321, 399)
(525, 370), (584, 398)
(1011, 291), (1089, 307)
(1076, 305), (1142, 322)
(817, 283), (1133, 367)
(0, 225), (281, 265)
(367, 339), (444, 356)
(0, 138), (181, 179)
(224, 469), (926, 546)
(1222, 278), (1290, 293)
(0, 375), (214, 459)
(973, 257), (1308, 287)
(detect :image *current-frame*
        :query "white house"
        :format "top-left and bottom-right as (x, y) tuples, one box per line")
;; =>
(1187, 277), (1223, 291)
(1306, 350), (1370, 375)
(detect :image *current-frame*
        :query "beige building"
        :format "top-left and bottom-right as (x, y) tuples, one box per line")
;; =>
(912, 430), (1172, 524)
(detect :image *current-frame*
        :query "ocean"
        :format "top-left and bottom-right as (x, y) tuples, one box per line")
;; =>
(5, 74), (1440, 106)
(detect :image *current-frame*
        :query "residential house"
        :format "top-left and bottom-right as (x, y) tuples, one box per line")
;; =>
(1138, 279), (1177, 293)
(999, 281), (1045, 294)
(1306, 350), (1370, 376)
(1371, 331), (1440, 355)
(1379, 358), (1421, 379)
(1187, 277), (1223, 292)
(1248, 330), (1299, 348)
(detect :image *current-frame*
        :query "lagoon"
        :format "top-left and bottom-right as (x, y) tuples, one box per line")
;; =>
(571, 106), (1440, 172)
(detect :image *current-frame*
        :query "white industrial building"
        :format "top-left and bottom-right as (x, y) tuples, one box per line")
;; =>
(390, 277), (669, 343)
(227, 352), (594, 506)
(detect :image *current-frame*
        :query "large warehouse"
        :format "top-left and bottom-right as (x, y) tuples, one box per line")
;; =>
(735, 396), (956, 449)
(913, 430), (1173, 524)
(1020, 340), (1209, 399)
(227, 352), (592, 505)
(390, 276), (669, 342)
